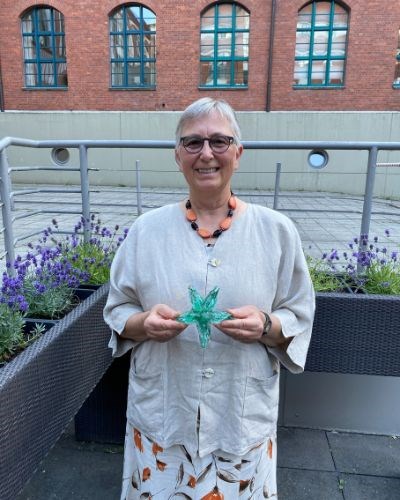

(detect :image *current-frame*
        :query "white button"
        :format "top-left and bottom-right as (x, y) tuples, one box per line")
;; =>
(202, 368), (215, 378)
(208, 258), (221, 267)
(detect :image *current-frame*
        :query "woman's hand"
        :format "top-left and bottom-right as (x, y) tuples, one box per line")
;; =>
(122, 304), (187, 343)
(143, 304), (187, 342)
(216, 305), (288, 348)
(215, 305), (265, 343)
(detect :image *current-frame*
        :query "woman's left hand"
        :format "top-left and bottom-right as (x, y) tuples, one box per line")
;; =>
(215, 305), (265, 343)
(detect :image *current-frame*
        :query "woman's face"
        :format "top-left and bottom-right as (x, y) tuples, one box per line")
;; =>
(175, 111), (243, 197)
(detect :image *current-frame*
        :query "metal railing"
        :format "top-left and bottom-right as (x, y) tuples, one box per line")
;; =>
(1, 136), (400, 272)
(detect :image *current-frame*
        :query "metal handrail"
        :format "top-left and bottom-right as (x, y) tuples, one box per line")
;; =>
(1, 136), (400, 272)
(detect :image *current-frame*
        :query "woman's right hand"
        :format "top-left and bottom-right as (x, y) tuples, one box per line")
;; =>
(122, 304), (186, 342)
(142, 304), (187, 342)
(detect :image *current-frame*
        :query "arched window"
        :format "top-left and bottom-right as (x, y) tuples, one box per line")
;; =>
(110, 4), (156, 88)
(200, 2), (250, 88)
(21, 6), (67, 88)
(393, 28), (400, 88)
(294, 1), (348, 87)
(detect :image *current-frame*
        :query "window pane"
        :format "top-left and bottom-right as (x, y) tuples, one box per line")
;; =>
(54, 36), (65, 57)
(126, 7), (141, 31)
(200, 61), (213, 85)
(57, 63), (68, 85)
(329, 59), (344, 84)
(293, 60), (309, 85)
(315, 2), (332, 27)
(110, 11), (124, 32)
(127, 34), (141, 58)
(40, 62), (55, 85)
(127, 61), (141, 85)
(234, 60), (248, 84)
(218, 4), (233, 29)
(331, 30), (347, 56)
(21, 15), (33, 33)
(313, 31), (329, 56)
(24, 62), (38, 86)
(235, 32), (249, 57)
(217, 60), (231, 84)
(333, 5), (348, 27)
(110, 34), (124, 58)
(144, 62), (156, 85)
(144, 35), (156, 58)
(236, 7), (250, 30)
(311, 60), (326, 84)
(53, 11), (64, 32)
(201, 33), (214, 57)
(296, 31), (310, 56)
(38, 9), (52, 32)
(297, 5), (312, 30)
(143, 9), (156, 31)
(217, 33), (232, 57)
(201, 8), (215, 30)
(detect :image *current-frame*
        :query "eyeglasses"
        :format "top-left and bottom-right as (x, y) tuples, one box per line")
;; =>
(180, 135), (235, 154)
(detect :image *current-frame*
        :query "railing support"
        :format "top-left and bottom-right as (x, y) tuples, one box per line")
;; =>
(0, 149), (15, 270)
(135, 160), (143, 216)
(79, 145), (91, 243)
(273, 162), (281, 210)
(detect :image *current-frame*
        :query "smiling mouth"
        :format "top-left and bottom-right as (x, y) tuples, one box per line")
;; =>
(196, 167), (219, 174)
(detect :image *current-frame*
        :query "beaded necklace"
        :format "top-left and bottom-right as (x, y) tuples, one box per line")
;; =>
(185, 194), (236, 239)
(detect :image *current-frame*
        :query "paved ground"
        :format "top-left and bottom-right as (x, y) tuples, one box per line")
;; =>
(3, 185), (400, 499)
(16, 424), (400, 500)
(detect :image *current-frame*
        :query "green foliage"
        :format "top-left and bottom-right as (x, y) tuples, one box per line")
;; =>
(362, 261), (400, 295)
(306, 256), (344, 292)
(0, 304), (24, 362)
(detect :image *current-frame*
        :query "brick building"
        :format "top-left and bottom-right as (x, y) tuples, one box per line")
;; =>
(0, 0), (399, 111)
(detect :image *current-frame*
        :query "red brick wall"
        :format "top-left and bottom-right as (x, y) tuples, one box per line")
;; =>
(0, 0), (399, 111)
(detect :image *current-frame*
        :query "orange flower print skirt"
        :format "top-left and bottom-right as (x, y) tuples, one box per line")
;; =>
(121, 424), (277, 499)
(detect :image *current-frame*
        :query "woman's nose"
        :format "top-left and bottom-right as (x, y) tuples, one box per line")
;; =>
(199, 139), (214, 158)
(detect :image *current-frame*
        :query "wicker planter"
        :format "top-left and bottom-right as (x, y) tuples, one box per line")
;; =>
(305, 292), (400, 376)
(0, 283), (112, 500)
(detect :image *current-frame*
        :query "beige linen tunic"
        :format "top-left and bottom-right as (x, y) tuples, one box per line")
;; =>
(104, 202), (315, 458)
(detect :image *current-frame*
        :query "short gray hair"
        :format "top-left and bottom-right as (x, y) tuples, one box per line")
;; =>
(175, 97), (242, 147)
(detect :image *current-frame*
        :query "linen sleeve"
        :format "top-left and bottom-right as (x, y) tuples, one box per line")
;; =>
(103, 224), (144, 358)
(268, 220), (316, 373)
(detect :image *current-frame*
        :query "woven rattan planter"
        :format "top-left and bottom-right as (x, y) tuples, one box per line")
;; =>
(305, 292), (400, 376)
(0, 283), (112, 500)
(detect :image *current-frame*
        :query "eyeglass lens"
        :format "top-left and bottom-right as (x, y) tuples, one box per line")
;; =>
(181, 136), (232, 153)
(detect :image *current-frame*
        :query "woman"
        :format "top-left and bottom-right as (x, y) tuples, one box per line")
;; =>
(104, 97), (315, 499)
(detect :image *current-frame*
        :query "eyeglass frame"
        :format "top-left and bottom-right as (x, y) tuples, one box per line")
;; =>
(179, 135), (235, 154)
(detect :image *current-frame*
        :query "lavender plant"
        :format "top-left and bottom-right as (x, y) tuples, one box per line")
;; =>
(309, 230), (400, 295)
(46, 216), (127, 285)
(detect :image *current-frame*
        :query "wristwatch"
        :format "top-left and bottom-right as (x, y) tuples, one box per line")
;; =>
(261, 312), (272, 338)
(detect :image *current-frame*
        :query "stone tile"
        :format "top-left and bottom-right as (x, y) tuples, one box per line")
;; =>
(16, 442), (123, 500)
(277, 427), (335, 471)
(277, 468), (343, 500)
(328, 432), (400, 478)
(340, 473), (400, 500)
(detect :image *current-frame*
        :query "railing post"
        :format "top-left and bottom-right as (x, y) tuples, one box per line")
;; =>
(358, 146), (378, 272)
(135, 159), (143, 216)
(79, 145), (91, 243)
(0, 149), (15, 271)
(273, 162), (281, 210)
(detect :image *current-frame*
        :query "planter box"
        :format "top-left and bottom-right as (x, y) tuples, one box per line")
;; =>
(0, 283), (112, 500)
(305, 292), (400, 376)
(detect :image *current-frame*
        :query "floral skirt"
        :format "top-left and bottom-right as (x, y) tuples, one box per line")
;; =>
(121, 424), (277, 499)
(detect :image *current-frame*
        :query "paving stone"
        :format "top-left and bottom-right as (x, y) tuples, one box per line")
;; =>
(277, 468), (344, 500)
(278, 427), (335, 471)
(327, 432), (400, 478)
(340, 473), (400, 500)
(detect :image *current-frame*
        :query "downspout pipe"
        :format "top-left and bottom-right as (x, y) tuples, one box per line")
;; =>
(266, 0), (277, 112)
(0, 59), (4, 112)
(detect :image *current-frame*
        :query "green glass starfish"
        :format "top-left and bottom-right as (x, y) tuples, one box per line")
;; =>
(177, 286), (232, 348)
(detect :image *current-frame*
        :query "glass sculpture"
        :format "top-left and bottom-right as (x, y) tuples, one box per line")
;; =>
(177, 286), (232, 348)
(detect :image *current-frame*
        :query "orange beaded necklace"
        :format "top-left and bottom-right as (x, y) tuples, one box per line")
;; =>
(185, 194), (236, 239)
